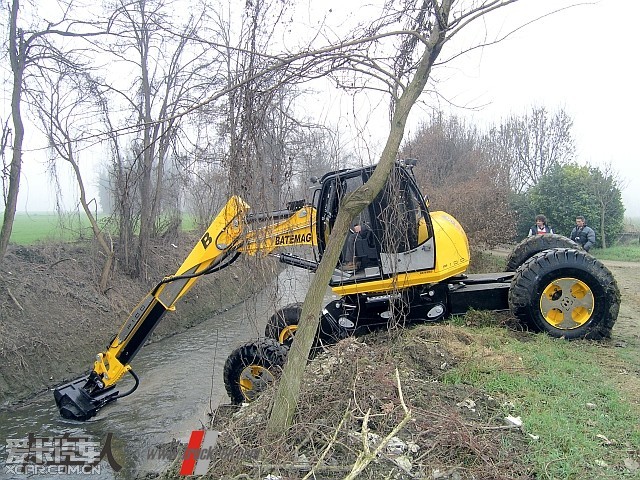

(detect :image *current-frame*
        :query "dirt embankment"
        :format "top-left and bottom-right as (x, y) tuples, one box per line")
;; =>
(0, 237), (277, 408)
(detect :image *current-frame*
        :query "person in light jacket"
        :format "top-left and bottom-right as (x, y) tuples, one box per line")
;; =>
(569, 215), (596, 252)
(528, 214), (554, 237)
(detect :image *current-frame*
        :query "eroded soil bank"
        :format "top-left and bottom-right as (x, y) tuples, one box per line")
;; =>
(0, 236), (277, 408)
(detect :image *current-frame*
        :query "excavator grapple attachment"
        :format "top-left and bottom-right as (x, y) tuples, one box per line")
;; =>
(53, 375), (119, 421)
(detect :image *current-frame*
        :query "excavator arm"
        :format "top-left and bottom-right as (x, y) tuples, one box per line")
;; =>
(54, 196), (316, 421)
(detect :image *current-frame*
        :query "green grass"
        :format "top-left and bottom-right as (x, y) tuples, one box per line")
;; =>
(442, 330), (640, 479)
(3, 212), (201, 245)
(3, 212), (100, 244)
(592, 244), (640, 262)
(470, 249), (507, 273)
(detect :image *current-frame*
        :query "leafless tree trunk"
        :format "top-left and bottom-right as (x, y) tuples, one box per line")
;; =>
(589, 163), (625, 249)
(33, 71), (115, 292)
(0, 0), (25, 265)
(261, 0), (546, 434)
(0, 0), (105, 264)
(102, 0), (214, 278)
(268, 0), (461, 434)
(216, 0), (297, 211)
(94, 86), (137, 272)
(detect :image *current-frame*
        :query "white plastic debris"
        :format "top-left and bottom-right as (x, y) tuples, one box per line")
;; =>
(394, 455), (412, 473)
(504, 415), (523, 427)
(624, 458), (640, 471)
(406, 441), (420, 453)
(348, 430), (381, 448)
(433, 468), (462, 479)
(295, 453), (310, 469)
(596, 434), (614, 445)
(456, 398), (476, 411)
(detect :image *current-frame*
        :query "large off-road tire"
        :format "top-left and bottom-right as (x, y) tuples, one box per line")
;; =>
(265, 302), (303, 348)
(223, 338), (288, 404)
(505, 234), (581, 272)
(264, 302), (343, 354)
(509, 248), (620, 340)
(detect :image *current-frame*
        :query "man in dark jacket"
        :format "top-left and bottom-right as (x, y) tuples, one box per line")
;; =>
(569, 216), (596, 252)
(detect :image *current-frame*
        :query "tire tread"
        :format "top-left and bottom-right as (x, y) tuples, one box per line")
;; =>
(223, 338), (288, 404)
(509, 248), (620, 340)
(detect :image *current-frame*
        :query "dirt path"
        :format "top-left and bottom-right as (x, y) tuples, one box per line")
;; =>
(601, 260), (640, 344)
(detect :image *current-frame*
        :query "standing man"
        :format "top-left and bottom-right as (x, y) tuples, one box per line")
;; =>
(570, 216), (596, 252)
(528, 214), (554, 237)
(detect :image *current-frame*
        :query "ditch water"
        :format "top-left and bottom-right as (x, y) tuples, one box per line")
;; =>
(0, 266), (320, 480)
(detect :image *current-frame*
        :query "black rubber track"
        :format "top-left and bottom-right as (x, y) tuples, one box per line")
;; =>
(505, 234), (581, 272)
(223, 338), (288, 404)
(508, 248), (620, 340)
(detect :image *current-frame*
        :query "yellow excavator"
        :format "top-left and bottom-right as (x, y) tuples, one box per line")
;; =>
(54, 160), (620, 420)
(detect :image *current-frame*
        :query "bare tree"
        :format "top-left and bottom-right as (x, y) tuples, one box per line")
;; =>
(267, 0), (531, 434)
(209, 0), (298, 210)
(492, 106), (575, 193)
(90, 0), (219, 277)
(288, 126), (345, 202)
(402, 112), (515, 246)
(32, 68), (115, 291)
(588, 163), (626, 249)
(403, 114), (479, 184)
(0, 0), (104, 264)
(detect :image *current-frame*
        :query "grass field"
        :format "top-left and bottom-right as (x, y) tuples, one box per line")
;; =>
(591, 244), (640, 262)
(3, 212), (99, 244)
(444, 314), (640, 479)
(3, 212), (201, 245)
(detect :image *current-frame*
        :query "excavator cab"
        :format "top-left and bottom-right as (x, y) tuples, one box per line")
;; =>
(316, 161), (436, 287)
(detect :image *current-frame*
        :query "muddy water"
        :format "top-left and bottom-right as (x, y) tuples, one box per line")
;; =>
(0, 267), (322, 479)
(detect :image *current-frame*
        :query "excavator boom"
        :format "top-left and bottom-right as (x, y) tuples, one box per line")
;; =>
(54, 196), (316, 420)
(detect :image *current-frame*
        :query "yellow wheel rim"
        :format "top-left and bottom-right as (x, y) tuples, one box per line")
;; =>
(279, 325), (298, 345)
(540, 277), (594, 329)
(239, 365), (274, 401)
